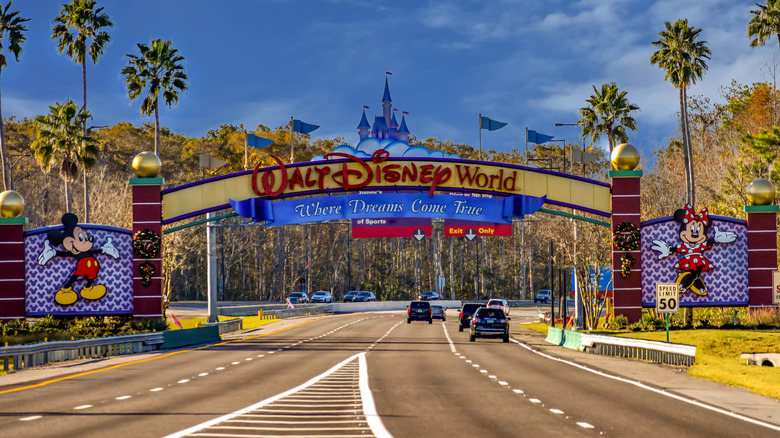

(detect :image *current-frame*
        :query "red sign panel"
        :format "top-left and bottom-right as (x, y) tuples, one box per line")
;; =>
(444, 219), (512, 237)
(352, 218), (432, 238)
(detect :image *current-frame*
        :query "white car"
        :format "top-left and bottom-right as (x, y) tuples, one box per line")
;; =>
(534, 290), (551, 303)
(486, 298), (509, 316)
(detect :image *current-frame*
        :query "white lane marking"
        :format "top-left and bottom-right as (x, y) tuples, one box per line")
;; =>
(577, 422), (595, 429)
(178, 379), (190, 384)
(198, 373), (209, 377)
(232, 361), (240, 365)
(215, 367), (225, 371)
(488, 375), (497, 379)
(442, 322), (457, 353)
(150, 387), (163, 392)
(116, 395), (131, 400)
(498, 381), (509, 386)
(550, 409), (564, 414)
(162, 352), (392, 438)
(359, 353), (393, 438)
(513, 389), (524, 394)
(510, 339), (780, 433)
(19, 415), (41, 421)
(74, 404), (92, 410)
(529, 398), (541, 404)
(472, 364), (479, 368)
(480, 370), (487, 374)
(466, 360), (472, 363)
(246, 357), (253, 361)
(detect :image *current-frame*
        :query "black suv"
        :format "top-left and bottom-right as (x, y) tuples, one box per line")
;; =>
(407, 300), (432, 324)
(469, 306), (509, 342)
(458, 302), (483, 332)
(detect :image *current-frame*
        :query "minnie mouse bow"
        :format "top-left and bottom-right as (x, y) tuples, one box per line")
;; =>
(683, 203), (709, 226)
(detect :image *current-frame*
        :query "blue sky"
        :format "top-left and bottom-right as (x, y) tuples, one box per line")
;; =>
(4, 0), (773, 158)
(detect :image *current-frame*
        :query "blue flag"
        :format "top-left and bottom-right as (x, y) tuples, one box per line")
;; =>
(480, 116), (508, 131)
(527, 129), (554, 144)
(293, 119), (319, 134)
(246, 133), (274, 149)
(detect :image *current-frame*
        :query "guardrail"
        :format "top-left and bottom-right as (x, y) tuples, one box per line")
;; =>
(206, 318), (243, 334)
(263, 304), (333, 319)
(0, 332), (164, 372)
(580, 332), (696, 367)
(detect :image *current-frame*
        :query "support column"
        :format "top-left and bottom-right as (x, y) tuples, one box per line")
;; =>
(609, 169), (643, 322)
(0, 217), (28, 322)
(745, 205), (778, 313)
(131, 177), (164, 319)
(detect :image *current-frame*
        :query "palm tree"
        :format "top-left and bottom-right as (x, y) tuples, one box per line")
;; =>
(577, 82), (640, 154)
(0, 1), (28, 191)
(748, 0), (780, 52)
(650, 19), (711, 207)
(51, 0), (112, 222)
(121, 39), (188, 156)
(31, 99), (99, 213)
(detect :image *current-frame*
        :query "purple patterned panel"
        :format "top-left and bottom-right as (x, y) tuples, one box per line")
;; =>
(24, 227), (133, 316)
(641, 218), (748, 307)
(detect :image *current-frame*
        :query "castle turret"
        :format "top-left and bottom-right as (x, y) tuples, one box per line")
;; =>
(382, 77), (392, 131)
(357, 109), (371, 140)
(397, 115), (410, 142)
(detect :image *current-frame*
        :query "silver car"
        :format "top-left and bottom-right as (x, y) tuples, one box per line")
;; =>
(431, 304), (446, 321)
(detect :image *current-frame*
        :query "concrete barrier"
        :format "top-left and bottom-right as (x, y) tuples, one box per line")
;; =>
(331, 300), (462, 313)
(545, 327), (564, 345)
(161, 325), (220, 349)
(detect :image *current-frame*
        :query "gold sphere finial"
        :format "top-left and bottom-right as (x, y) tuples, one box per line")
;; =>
(0, 190), (25, 218)
(746, 178), (776, 206)
(611, 143), (640, 171)
(131, 152), (162, 178)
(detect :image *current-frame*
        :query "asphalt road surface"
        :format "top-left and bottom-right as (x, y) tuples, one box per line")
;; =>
(0, 311), (778, 437)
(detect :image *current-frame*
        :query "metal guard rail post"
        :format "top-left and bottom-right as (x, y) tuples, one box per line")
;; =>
(0, 332), (164, 372)
(580, 333), (696, 367)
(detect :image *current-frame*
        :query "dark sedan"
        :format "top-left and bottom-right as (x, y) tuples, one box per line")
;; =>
(458, 302), (483, 332)
(287, 292), (308, 304)
(353, 291), (376, 302)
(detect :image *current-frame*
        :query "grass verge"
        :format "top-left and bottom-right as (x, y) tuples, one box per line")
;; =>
(168, 315), (279, 331)
(522, 322), (780, 400)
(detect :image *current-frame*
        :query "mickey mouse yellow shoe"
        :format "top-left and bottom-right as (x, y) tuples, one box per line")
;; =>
(81, 284), (106, 300)
(55, 287), (78, 306)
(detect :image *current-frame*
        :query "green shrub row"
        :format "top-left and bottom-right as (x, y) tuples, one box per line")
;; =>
(607, 307), (780, 331)
(1, 316), (169, 346)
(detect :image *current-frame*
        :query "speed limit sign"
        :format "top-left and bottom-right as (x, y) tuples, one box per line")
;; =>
(656, 283), (679, 314)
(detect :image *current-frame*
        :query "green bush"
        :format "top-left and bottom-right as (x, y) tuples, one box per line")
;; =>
(30, 315), (71, 333)
(2, 319), (30, 336)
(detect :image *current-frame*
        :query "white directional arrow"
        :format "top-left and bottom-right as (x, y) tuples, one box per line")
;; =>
(413, 229), (426, 241)
(464, 229), (477, 241)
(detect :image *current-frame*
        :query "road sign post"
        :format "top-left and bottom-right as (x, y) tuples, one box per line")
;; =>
(656, 283), (679, 343)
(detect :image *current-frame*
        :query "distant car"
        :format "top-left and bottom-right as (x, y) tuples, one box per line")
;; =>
(534, 289), (551, 304)
(458, 302), (483, 332)
(486, 298), (509, 316)
(431, 304), (446, 321)
(420, 291), (440, 301)
(407, 300), (432, 324)
(469, 306), (509, 343)
(343, 291), (358, 302)
(310, 291), (332, 303)
(287, 292), (308, 304)
(353, 291), (376, 302)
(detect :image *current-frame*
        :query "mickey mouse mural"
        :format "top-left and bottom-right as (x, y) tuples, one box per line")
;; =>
(650, 204), (737, 295)
(37, 213), (120, 306)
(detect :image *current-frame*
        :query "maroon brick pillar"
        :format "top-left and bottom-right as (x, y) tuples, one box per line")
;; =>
(745, 205), (778, 314)
(130, 177), (164, 319)
(609, 170), (643, 322)
(0, 217), (27, 322)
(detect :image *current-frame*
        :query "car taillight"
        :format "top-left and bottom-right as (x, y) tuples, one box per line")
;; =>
(473, 317), (479, 323)
(459, 311), (464, 318)
(407, 308), (411, 313)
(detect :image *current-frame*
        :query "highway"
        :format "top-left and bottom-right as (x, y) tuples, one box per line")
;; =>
(0, 310), (777, 437)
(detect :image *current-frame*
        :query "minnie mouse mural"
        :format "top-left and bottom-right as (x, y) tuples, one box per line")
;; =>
(650, 204), (737, 296)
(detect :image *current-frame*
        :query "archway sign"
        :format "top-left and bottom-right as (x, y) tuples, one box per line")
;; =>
(161, 150), (612, 227)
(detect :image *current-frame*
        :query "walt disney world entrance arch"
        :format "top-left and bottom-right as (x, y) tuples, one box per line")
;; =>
(1, 78), (776, 323)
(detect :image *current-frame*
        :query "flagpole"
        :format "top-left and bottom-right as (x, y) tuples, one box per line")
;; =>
(244, 134), (248, 170)
(478, 113), (482, 160)
(290, 116), (295, 163)
(525, 127), (528, 162)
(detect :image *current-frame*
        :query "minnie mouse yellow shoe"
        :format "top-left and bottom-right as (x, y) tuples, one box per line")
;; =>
(55, 287), (78, 306)
(81, 284), (107, 300)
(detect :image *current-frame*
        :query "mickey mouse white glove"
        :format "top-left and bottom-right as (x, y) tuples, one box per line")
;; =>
(101, 237), (120, 258)
(38, 240), (56, 265)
